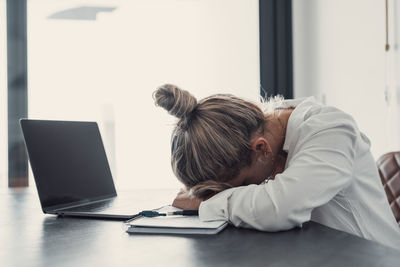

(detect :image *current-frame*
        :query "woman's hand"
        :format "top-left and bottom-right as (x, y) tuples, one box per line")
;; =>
(172, 189), (203, 210)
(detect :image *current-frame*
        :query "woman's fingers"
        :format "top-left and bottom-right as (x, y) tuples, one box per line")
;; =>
(172, 189), (202, 210)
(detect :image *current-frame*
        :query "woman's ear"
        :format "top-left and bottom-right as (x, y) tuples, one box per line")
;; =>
(251, 137), (272, 156)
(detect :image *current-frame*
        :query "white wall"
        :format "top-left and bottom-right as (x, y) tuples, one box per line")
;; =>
(293, 0), (391, 159)
(387, 0), (400, 151)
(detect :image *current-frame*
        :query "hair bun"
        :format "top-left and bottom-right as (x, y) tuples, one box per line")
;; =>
(153, 84), (198, 119)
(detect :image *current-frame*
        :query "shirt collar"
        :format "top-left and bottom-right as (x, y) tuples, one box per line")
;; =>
(282, 96), (317, 152)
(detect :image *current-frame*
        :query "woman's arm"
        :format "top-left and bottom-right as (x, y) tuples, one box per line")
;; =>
(199, 112), (358, 231)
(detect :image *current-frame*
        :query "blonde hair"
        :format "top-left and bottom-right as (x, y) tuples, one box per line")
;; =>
(153, 84), (267, 198)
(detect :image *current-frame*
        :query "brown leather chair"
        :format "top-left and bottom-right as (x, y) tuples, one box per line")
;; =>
(377, 151), (400, 224)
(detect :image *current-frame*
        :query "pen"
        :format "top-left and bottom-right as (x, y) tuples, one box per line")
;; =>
(167, 210), (198, 216)
(139, 210), (199, 217)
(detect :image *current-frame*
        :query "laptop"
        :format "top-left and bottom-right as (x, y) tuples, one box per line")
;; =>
(20, 119), (141, 220)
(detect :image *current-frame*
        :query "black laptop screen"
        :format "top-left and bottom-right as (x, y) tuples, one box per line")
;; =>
(20, 120), (117, 209)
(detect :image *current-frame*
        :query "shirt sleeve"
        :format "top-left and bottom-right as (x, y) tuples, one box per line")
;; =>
(198, 110), (358, 231)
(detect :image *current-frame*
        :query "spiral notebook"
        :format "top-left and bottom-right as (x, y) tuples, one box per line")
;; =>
(125, 206), (228, 235)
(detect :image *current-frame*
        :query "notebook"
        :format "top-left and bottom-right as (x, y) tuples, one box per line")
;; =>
(125, 206), (228, 235)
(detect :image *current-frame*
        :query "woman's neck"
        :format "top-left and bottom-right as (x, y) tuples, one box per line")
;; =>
(263, 108), (293, 157)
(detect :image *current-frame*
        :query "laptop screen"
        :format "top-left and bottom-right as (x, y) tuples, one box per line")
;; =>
(20, 120), (117, 210)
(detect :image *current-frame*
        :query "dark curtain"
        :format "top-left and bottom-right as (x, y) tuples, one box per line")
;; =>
(259, 0), (293, 99)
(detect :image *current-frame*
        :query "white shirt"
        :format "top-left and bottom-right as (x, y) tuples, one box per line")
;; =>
(199, 97), (400, 250)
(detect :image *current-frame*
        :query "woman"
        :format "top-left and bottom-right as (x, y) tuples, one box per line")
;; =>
(153, 84), (400, 249)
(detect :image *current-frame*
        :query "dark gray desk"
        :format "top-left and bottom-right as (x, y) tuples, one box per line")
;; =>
(1, 188), (399, 267)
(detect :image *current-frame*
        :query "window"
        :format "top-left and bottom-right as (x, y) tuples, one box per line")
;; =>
(1, 0), (8, 189)
(27, 0), (260, 190)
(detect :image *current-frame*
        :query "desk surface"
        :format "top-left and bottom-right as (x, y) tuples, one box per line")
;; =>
(1, 188), (400, 267)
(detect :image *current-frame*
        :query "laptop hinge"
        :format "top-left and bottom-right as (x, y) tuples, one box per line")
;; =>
(52, 196), (115, 212)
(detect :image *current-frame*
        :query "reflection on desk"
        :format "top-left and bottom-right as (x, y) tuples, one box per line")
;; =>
(1, 188), (399, 267)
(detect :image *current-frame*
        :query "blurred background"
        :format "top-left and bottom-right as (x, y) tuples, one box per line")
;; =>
(1, 0), (400, 191)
